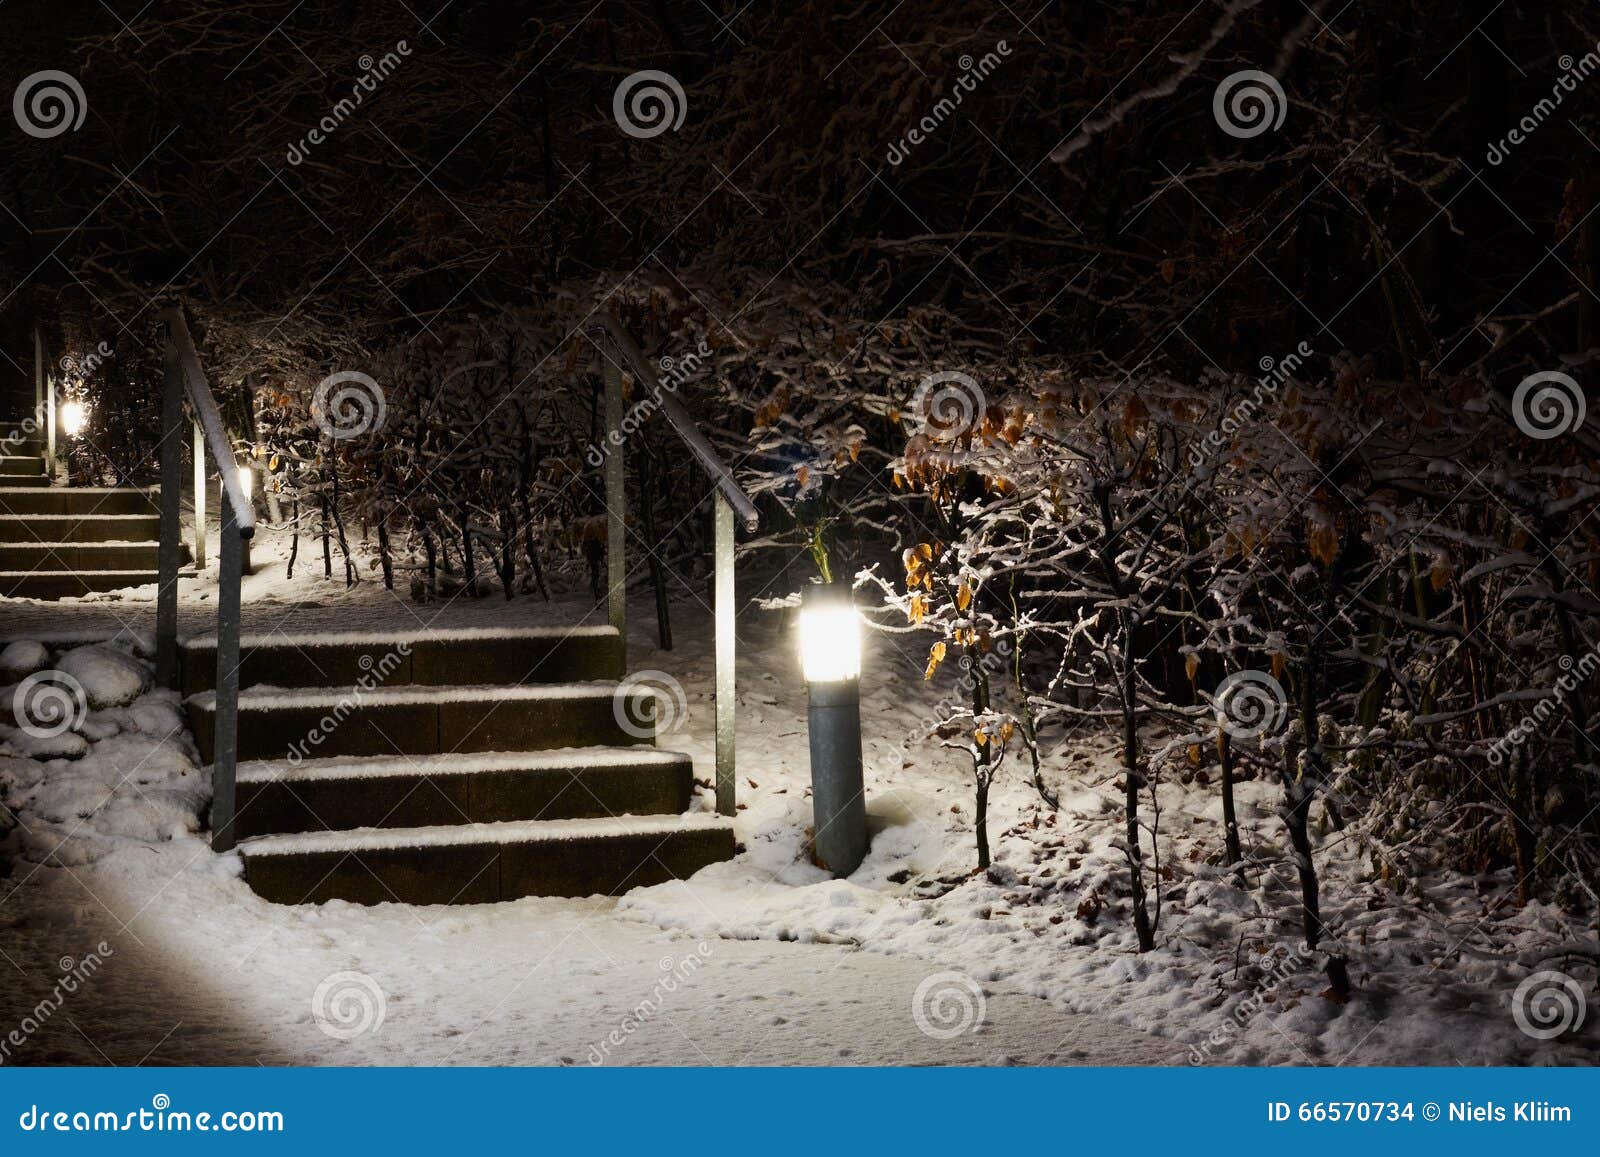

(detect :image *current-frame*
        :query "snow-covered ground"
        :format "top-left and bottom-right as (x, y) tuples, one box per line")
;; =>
(1, 522), (1595, 1065)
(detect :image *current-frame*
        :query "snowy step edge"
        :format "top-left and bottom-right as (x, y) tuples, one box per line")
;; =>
(0, 626), (154, 649)
(0, 514), (160, 522)
(0, 540), (162, 547)
(230, 746), (692, 784)
(0, 569), (189, 581)
(179, 623), (621, 650)
(239, 812), (733, 856)
(186, 680), (652, 711)
(0, 486), (158, 494)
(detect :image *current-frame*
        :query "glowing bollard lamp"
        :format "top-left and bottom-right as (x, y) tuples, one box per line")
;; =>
(800, 582), (868, 876)
(59, 401), (89, 437)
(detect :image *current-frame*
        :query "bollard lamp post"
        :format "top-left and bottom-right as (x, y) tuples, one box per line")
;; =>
(235, 463), (256, 577)
(799, 582), (868, 876)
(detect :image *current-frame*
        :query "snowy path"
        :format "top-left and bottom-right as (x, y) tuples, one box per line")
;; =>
(2, 859), (1175, 1066)
(5, 557), (1592, 1066)
(1, 564), (1172, 1067)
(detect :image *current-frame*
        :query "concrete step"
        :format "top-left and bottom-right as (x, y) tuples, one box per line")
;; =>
(178, 625), (625, 696)
(0, 569), (191, 599)
(0, 541), (161, 571)
(0, 514), (160, 542)
(0, 455), (43, 475)
(186, 682), (658, 763)
(0, 436), (42, 455)
(0, 487), (159, 516)
(227, 747), (695, 839)
(0, 475), (48, 489)
(238, 813), (736, 904)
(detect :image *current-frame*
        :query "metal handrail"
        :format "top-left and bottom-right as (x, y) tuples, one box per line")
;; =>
(587, 313), (759, 531)
(158, 308), (255, 537)
(588, 313), (757, 817)
(154, 306), (249, 852)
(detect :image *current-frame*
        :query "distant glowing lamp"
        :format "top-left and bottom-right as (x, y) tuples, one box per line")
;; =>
(59, 401), (89, 437)
(799, 582), (868, 876)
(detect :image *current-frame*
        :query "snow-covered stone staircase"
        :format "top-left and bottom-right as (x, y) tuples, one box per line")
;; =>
(0, 419), (182, 599)
(179, 626), (735, 904)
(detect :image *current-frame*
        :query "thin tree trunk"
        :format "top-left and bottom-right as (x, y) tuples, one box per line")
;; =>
(1122, 639), (1155, 952)
(974, 772), (990, 871)
(330, 469), (355, 586)
(498, 507), (516, 600)
(519, 423), (550, 601)
(377, 515), (394, 590)
(1218, 726), (1244, 886)
(458, 506), (478, 596)
(286, 498), (299, 580)
(1291, 651), (1352, 999)
(423, 529), (438, 602)
(320, 491), (333, 579)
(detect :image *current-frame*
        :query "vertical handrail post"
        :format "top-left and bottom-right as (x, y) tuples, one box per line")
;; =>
(155, 337), (184, 690)
(211, 498), (243, 852)
(45, 372), (56, 479)
(32, 327), (43, 438)
(714, 491), (736, 816)
(603, 352), (626, 650)
(192, 420), (207, 572)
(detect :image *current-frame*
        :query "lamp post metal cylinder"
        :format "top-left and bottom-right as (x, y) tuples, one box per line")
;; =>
(802, 583), (868, 876)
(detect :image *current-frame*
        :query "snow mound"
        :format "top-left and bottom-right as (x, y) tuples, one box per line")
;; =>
(55, 643), (150, 709)
(0, 640), (49, 684)
(1, 642), (203, 868)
